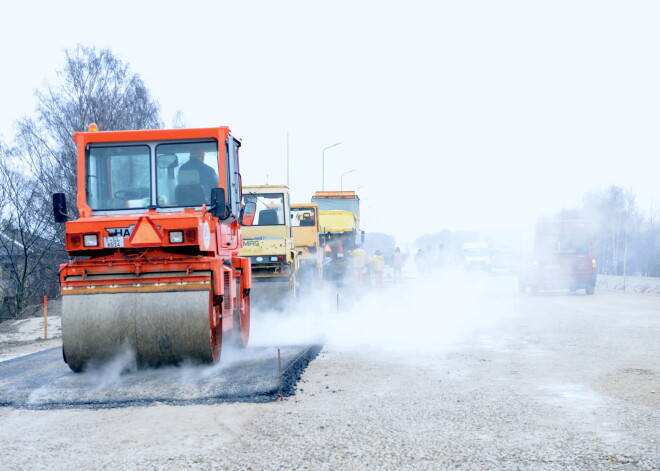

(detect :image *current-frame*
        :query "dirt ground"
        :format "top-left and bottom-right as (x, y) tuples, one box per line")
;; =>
(0, 274), (658, 470)
(0, 300), (62, 362)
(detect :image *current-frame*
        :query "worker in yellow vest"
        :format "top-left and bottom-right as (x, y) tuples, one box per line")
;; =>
(371, 250), (385, 286)
(351, 246), (367, 286)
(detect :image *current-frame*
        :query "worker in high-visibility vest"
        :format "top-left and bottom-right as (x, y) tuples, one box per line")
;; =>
(351, 246), (367, 286)
(371, 250), (385, 286)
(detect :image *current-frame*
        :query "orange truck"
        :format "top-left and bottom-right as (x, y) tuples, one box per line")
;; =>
(52, 126), (251, 371)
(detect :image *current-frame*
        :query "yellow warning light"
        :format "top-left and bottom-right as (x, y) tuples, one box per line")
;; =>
(88, 123), (99, 132)
(129, 216), (163, 247)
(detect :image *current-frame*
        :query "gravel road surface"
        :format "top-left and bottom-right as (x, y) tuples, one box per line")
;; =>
(0, 271), (658, 470)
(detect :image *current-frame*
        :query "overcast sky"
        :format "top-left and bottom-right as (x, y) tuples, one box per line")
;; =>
(1, 1), (658, 243)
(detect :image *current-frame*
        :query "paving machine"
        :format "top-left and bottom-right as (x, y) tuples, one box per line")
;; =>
(53, 126), (251, 372)
(239, 185), (298, 305)
(312, 191), (364, 281)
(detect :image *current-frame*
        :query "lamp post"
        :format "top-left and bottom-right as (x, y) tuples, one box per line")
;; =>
(322, 142), (341, 191)
(340, 169), (356, 192)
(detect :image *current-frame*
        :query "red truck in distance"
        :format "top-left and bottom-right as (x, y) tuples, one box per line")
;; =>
(518, 220), (597, 295)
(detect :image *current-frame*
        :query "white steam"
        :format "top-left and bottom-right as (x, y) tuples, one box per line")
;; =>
(249, 268), (518, 353)
(85, 344), (138, 388)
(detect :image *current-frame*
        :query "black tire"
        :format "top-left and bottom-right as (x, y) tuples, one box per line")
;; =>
(586, 284), (595, 295)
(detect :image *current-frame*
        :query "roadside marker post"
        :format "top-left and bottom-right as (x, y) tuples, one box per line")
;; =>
(43, 296), (48, 339)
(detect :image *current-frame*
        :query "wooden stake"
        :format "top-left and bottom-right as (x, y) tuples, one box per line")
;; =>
(43, 296), (48, 339)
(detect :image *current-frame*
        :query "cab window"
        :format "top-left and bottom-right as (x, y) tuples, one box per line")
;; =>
(241, 193), (285, 226)
(156, 141), (219, 207)
(86, 145), (151, 210)
(291, 207), (316, 227)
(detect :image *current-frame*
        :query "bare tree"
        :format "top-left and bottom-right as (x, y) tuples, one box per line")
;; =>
(0, 151), (63, 318)
(172, 110), (187, 129)
(583, 186), (639, 276)
(0, 45), (162, 317)
(15, 44), (162, 208)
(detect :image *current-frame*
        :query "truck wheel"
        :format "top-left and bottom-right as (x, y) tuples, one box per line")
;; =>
(586, 284), (595, 295)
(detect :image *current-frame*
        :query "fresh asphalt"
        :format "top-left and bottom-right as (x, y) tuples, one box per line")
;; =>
(0, 345), (321, 410)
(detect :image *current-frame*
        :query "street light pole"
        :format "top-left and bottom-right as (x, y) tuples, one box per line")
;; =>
(322, 142), (341, 191)
(340, 169), (356, 192)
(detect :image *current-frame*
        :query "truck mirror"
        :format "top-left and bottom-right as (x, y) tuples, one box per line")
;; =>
(240, 201), (257, 226)
(53, 193), (68, 223)
(157, 154), (179, 179)
(210, 188), (229, 219)
(157, 154), (178, 169)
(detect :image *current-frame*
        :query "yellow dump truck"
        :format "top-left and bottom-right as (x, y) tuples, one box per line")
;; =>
(240, 185), (298, 305)
(312, 191), (363, 281)
(291, 203), (323, 287)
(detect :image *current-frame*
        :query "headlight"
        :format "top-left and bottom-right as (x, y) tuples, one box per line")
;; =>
(256, 257), (264, 262)
(270, 256), (278, 262)
(83, 234), (98, 247)
(169, 231), (184, 243)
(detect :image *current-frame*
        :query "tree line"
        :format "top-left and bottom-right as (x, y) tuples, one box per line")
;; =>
(559, 186), (660, 277)
(0, 45), (162, 319)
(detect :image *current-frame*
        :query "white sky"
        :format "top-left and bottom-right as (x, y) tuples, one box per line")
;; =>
(1, 1), (659, 243)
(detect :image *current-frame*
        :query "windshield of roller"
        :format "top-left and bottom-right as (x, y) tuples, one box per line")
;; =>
(86, 145), (151, 210)
(241, 193), (285, 226)
(156, 141), (219, 207)
(291, 207), (316, 227)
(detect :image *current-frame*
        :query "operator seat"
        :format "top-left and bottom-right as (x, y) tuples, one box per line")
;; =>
(175, 169), (206, 206)
(258, 209), (280, 225)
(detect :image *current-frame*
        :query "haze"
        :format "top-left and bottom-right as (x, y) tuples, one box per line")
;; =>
(1, 1), (658, 243)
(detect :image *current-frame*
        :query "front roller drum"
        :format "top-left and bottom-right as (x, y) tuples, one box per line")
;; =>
(62, 290), (215, 372)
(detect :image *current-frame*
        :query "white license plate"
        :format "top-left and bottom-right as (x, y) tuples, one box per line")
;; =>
(103, 236), (125, 248)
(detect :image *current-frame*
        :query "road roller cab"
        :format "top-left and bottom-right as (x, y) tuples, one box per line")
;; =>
(239, 185), (299, 305)
(53, 126), (252, 372)
(291, 203), (323, 287)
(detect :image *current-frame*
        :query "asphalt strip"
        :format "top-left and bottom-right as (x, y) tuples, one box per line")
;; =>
(0, 345), (322, 410)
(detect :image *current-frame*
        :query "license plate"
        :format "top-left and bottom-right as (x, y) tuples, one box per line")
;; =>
(103, 236), (125, 248)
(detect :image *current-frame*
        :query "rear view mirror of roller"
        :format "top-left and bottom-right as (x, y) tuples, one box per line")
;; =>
(210, 187), (229, 219)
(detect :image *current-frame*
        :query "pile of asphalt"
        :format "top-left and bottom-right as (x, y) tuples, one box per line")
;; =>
(0, 344), (322, 410)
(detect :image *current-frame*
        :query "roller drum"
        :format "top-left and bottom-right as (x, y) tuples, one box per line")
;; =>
(62, 290), (212, 372)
